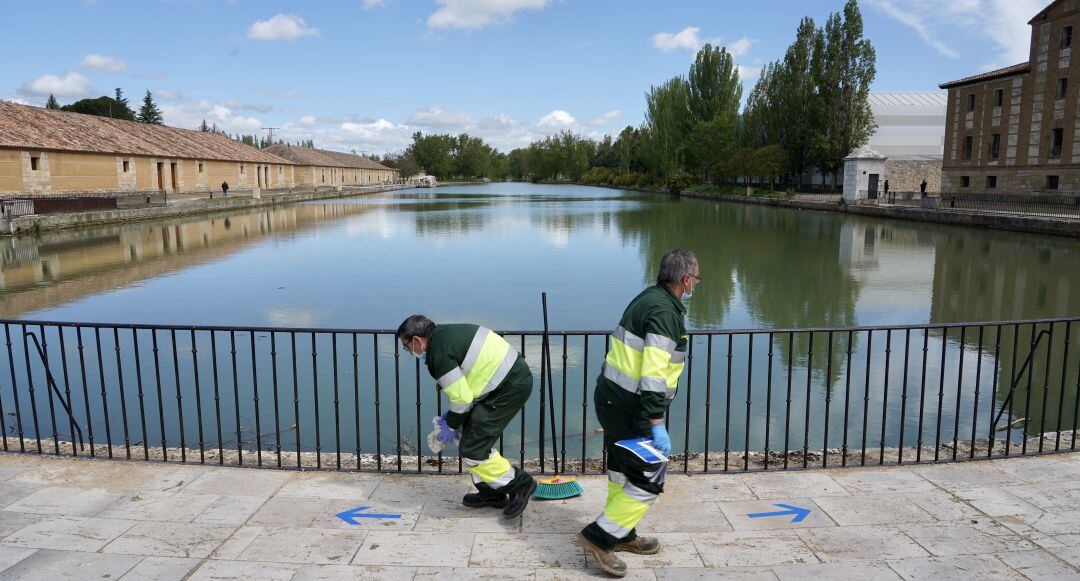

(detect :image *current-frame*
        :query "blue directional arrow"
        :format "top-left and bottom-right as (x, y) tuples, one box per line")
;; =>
(746, 503), (811, 523)
(336, 506), (402, 525)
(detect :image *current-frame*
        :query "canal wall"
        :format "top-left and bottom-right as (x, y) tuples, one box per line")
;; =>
(1, 184), (409, 236)
(678, 191), (1080, 238)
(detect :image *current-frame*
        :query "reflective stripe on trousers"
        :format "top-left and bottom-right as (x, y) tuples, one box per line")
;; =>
(593, 469), (660, 540)
(462, 448), (517, 489)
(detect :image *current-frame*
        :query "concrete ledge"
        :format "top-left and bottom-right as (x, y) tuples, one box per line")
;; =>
(680, 191), (1080, 238)
(2, 185), (408, 236)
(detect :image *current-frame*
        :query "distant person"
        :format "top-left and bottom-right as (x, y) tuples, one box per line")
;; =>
(221, 181), (229, 197)
(920, 180), (928, 197)
(883, 179), (890, 201)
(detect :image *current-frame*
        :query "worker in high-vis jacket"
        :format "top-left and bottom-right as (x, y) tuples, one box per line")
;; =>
(579, 248), (697, 578)
(397, 315), (538, 518)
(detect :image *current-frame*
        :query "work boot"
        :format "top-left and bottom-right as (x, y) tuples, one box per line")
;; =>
(613, 536), (660, 555)
(502, 477), (537, 518)
(462, 492), (507, 509)
(578, 532), (628, 578)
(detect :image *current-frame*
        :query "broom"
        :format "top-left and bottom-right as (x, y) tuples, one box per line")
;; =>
(534, 292), (585, 500)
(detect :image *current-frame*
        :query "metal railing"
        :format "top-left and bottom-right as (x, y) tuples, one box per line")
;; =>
(0, 317), (1077, 474)
(938, 192), (1080, 219)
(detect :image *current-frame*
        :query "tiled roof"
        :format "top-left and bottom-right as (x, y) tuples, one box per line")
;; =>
(939, 63), (1031, 89)
(0, 100), (292, 164)
(263, 144), (395, 171)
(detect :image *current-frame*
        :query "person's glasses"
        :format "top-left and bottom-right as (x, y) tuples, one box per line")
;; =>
(687, 274), (702, 283)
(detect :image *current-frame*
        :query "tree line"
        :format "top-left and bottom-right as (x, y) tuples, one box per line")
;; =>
(505, 0), (875, 193)
(47, 88), (164, 125)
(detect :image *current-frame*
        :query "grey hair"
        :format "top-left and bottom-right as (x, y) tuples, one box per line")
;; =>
(397, 315), (435, 342)
(656, 248), (698, 285)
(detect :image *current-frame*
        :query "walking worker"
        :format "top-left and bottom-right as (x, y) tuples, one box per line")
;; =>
(579, 248), (697, 578)
(397, 315), (538, 518)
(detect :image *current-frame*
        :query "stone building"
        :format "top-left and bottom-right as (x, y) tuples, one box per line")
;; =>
(263, 144), (397, 188)
(939, 0), (1080, 195)
(0, 101), (294, 196)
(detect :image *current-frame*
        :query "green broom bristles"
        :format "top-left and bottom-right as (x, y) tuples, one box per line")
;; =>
(534, 475), (584, 500)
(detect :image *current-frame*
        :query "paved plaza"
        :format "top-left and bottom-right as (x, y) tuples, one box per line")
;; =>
(0, 452), (1077, 579)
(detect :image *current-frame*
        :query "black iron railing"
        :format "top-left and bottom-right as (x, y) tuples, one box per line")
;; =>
(0, 317), (1077, 474)
(897, 192), (1080, 219)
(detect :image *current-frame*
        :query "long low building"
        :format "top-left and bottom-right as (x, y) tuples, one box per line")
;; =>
(0, 101), (296, 196)
(263, 144), (397, 187)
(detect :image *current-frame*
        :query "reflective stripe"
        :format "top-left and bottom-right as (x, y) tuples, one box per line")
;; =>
(665, 387), (678, 400)
(645, 332), (676, 354)
(481, 347), (519, 396)
(670, 350), (686, 364)
(437, 367), (464, 389)
(465, 449), (516, 489)
(639, 376), (667, 394)
(461, 327), (491, 374)
(450, 400), (474, 413)
(612, 326), (644, 351)
(595, 512), (632, 539)
(603, 362), (640, 393)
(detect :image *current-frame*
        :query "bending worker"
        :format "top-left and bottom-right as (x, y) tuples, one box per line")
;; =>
(397, 315), (537, 518)
(579, 248), (697, 577)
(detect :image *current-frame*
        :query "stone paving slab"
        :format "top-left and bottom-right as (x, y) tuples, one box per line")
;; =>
(0, 452), (1078, 579)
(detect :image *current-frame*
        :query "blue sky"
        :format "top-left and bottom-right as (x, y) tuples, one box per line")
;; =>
(0, 0), (1047, 153)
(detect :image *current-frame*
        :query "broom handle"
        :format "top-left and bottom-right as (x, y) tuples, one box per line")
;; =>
(542, 292), (559, 473)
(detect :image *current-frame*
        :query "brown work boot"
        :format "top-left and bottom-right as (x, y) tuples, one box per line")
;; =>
(614, 536), (660, 555)
(578, 532), (628, 578)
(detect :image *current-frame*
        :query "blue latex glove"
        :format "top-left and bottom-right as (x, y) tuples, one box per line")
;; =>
(650, 423), (672, 456)
(435, 412), (459, 444)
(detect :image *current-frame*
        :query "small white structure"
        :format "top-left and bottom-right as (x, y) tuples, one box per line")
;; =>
(843, 145), (886, 204)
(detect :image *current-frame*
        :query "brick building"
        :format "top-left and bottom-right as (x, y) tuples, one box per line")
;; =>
(262, 144), (397, 188)
(940, 0), (1080, 195)
(0, 101), (294, 196)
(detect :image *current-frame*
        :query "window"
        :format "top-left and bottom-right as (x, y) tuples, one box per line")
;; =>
(198, 162), (204, 173)
(1051, 127), (1064, 158)
(967, 94), (976, 111)
(990, 134), (1001, 160)
(30, 156), (40, 171)
(1058, 78), (1069, 100)
(1064, 25), (1073, 48)
(964, 136), (973, 161)
(1048, 175), (1060, 189)
(240, 164), (246, 175)
(961, 176), (970, 188)
(994, 88), (1004, 107)
(986, 175), (997, 188)
(122, 160), (130, 173)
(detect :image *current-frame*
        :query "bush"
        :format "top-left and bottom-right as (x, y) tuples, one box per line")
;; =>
(581, 167), (615, 186)
(666, 172), (700, 195)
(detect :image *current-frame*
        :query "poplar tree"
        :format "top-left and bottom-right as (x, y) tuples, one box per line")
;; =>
(45, 94), (60, 110)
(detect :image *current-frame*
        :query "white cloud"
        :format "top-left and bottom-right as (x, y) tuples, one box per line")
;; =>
(299, 115), (317, 126)
(652, 26), (703, 52)
(79, 53), (127, 72)
(867, 0), (1043, 68)
(590, 109), (621, 126)
(160, 99), (263, 133)
(18, 72), (94, 99)
(362, 0), (386, 8)
(537, 109), (576, 130)
(728, 37), (755, 57)
(154, 89), (185, 101)
(406, 106), (475, 127)
(248, 13), (319, 41)
(427, 0), (552, 30)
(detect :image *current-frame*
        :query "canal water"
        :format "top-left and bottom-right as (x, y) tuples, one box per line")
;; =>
(1, 183), (1078, 464)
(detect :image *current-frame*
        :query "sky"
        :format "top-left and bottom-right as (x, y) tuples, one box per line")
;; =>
(0, 0), (1048, 154)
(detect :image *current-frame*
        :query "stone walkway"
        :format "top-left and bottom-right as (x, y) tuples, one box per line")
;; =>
(0, 452), (1077, 580)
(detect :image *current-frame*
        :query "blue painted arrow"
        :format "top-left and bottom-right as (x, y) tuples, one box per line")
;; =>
(336, 506), (402, 525)
(746, 503), (811, 523)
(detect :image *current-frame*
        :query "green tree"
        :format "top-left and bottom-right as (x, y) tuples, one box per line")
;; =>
(198, 119), (210, 132)
(685, 44), (742, 181)
(45, 94), (60, 110)
(60, 95), (136, 120)
(136, 90), (164, 124)
(644, 76), (692, 179)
